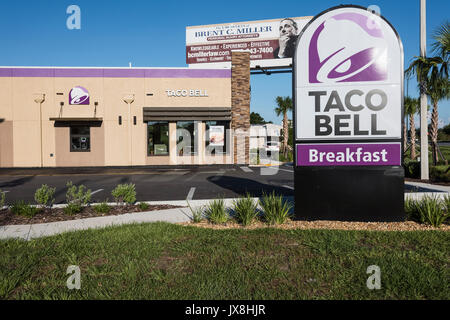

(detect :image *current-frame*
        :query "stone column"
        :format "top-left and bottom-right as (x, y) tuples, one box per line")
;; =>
(231, 51), (251, 165)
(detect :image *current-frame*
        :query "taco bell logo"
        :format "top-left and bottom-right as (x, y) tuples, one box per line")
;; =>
(309, 12), (388, 83)
(69, 86), (90, 105)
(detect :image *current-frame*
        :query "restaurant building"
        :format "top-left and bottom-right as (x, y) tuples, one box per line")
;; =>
(0, 52), (251, 168)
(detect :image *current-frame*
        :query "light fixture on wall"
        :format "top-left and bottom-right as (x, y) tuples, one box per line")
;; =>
(118, 116), (122, 125)
(94, 101), (98, 118)
(33, 93), (46, 168)
(122, 94), (135, 166)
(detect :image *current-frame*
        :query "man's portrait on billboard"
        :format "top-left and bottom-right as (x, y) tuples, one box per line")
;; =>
(273, 18), (299, 59)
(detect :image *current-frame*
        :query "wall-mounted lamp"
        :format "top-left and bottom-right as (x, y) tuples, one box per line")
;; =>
(133, 116), (137, 125)
(94, 101), (98, 118)
(118, 116), (122, 125)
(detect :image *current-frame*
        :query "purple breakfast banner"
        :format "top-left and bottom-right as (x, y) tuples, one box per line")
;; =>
(296, 143), (401, 167)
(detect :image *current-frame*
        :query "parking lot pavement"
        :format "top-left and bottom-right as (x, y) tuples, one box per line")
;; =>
(0, 165), (294, 204)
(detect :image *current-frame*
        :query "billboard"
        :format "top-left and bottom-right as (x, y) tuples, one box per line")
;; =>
(186, 17), (312, 69)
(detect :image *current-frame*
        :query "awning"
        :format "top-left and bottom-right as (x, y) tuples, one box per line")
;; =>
(49, 117), (103, 126)
(143, 107), (231, 121)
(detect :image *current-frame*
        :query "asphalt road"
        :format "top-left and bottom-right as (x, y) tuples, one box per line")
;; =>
(0, 164), (295, 204)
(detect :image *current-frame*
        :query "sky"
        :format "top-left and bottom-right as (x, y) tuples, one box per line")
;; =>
(0, 0), (448, 126)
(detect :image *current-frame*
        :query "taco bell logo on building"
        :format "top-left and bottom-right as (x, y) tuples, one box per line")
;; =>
(309, 12), (388, 83)
(69, 86), (90, 105)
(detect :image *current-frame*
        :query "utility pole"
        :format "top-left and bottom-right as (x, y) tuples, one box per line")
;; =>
(420, 0), (429, 180)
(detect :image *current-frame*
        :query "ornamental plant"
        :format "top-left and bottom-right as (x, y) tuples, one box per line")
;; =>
(111, 183), (136, 205)
(260, 191), (292, 225)
(205, 198), (228, 224)
(34, 184), (56, 209)
(11, 200), (40, 218)
(65, 181), (91, 214)
(233, 194), (259, 226)
(0, 190), (6, 209)
(187, 200), (204, 223)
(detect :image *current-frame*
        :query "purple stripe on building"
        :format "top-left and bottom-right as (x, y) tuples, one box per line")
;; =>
(12, 68), (55, 77)
(0, 68), (13, 77)
(55, 68), (104, 77)
(0, 68), (231, 78)
(296, 143), (401, 167)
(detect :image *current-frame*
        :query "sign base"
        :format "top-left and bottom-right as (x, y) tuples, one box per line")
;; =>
(294, 166), (405, 222)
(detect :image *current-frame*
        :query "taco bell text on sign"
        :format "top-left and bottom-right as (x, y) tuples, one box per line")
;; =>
(294, 6), (403, 141)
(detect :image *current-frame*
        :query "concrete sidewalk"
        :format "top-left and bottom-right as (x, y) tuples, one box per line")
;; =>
(1, 189), (448, 241)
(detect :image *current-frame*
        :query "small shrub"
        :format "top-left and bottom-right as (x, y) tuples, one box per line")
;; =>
(65, 181), (91, 215)
(94, 201), (111, 214)
(66, 181), (91, 206)
(111, 183), (136, 205)
(430, 166), (450, 183)
(417, 195), (448, 227)
(233, 194), (258, 226)
(10, 200), (40, 218)
(138, 202), (149, 211)
(205, 198), (228, 224)
(34, 184), (56, 208)
(187, 200), (204, 223)
(444, 194), (450, 213)
(404, 198), (421, 222)
(260, 191), (292, 225)
(403, 160), (420, 179)
(0, 190), (6, 209)
(64, 203), (82, 215)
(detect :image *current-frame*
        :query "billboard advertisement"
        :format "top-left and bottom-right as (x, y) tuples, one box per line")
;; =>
(186, 17), (312, 69)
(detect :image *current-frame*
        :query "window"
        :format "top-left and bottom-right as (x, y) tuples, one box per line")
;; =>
(205, 121), (230, 155)
(148, 122), (169, 156)
(177, 121), (198, 156)
(70, 126), (90, 152)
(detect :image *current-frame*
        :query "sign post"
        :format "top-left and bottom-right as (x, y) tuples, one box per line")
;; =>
(293, 5), (404, 221)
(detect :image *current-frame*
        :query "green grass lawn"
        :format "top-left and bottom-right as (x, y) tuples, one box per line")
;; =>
(1, 222), (449, 300)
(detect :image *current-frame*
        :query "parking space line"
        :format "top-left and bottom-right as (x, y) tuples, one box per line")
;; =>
(240, 166), (253, 173)
(91, 189), (104, 196)
(264, 167), (293, 173)
(186, 187), (196, 200)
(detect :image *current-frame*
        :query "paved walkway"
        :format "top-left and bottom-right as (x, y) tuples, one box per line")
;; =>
(1, 182), (449, 241)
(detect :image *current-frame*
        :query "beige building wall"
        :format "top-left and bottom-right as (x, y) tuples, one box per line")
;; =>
(0, 68), (232, 167)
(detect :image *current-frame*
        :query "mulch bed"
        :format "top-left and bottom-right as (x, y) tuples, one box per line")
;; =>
(180, 219), (450, 232)
(0, 204), (184, 226)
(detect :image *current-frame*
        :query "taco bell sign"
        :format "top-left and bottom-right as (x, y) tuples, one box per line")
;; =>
(293, 5), (404, 221)
(294, 5), (403, 166)
(69, 86), (90, 105)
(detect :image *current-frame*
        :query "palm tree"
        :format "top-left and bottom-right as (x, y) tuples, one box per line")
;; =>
(428, 77), (449, 164)
(404, 96), (420, 159)
(275, 96), (293, 158)
(406, 21), (449, 165)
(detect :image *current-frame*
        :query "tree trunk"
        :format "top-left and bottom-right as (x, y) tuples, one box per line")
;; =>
(283, 112), (288, 158)
(430, 102), (439, 165)
(403, 119), (408, 152)
(410, 114), (416, 160)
